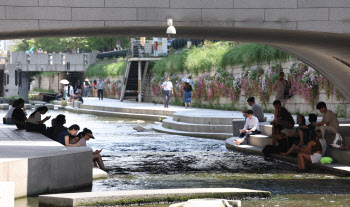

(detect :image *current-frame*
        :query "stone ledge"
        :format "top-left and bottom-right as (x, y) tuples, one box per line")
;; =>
(39, 188), (270, 207)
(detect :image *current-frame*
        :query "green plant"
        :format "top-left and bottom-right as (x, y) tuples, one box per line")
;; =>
(86, 58), (126, 78)
(335, 103), (346, 118)
(33, 88), (56, 93)
(61, 100), (67, 107)
(158, 117), (163, 122)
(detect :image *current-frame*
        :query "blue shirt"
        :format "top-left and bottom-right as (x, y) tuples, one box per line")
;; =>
(57, 130), (69, 146)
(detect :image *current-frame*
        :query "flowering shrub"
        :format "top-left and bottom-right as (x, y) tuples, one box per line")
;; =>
(150, 62), (346, 108)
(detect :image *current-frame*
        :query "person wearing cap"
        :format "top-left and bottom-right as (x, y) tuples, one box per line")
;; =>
(75, 128), (105, 170)
(73, 91), (84, 103)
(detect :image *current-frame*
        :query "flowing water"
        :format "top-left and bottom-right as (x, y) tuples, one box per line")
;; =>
(1, 109), (349, 207)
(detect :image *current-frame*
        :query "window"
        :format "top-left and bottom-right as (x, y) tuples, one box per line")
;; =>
(15, 70), (18, 86)
(7, 73), (9, 85)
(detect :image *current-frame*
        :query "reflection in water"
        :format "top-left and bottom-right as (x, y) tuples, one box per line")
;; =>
(0, 109), (348, 207)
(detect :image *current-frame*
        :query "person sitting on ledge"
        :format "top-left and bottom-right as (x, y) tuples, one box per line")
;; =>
(242, 97), (265, 122)
(26, 106), (50, 134)
(3, 100), (18, 124)
(55, 89), (63, 100)
(313, 102), (339, 144)
(57, 124), (81, 147)
(73, 91), (84, 103)
(262, 124), (288, 160)
(270, 100), (295, 133)
(49, 114), (67, 141)
(11, 98), (27, 130)
(75, 128), (105, 170)
(281, 114), (317, 156)
(297, 131), (323, 171)
(234, 110), (261, 145)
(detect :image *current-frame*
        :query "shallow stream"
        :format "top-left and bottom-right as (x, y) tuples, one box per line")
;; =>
(1, 109), (349, 206)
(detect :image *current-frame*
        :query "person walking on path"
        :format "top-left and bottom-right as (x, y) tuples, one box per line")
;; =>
(243, 97), (265, 122)
(84, 79), (91, 97)
(183, 82), (192, 109)
(273, 71), (288, 107)
(69, 84), (74, 103)
(97, 77), (104, 100)
(75, 79), (82, 94)
(314, 102), (339, 144)
(162, 77), (173, 108)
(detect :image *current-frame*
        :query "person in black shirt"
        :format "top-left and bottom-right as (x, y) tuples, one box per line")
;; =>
(49, 114), (67, 141)
(11, 98), (26, 129)
(75, 80), (82, 94)
(73, 92), (84, 103)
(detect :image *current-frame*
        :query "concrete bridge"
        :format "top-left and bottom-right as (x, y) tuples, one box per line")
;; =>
(0, 0), (350, 101)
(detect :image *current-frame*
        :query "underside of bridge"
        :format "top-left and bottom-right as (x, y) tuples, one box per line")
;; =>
(1, 26), (350, 102)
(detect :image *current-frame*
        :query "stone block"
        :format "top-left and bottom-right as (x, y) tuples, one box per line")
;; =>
(0, 104), (9, 109)
(0, 0), (37, 6)
(24, 104), (32, 109)
(27, 157), (50, 195)
(137, 8), (201, 21)
(0, 182), (14, 207)
(0, 20), (39, 32)
(72, 8), (137, 21)
(170, 0), (233, 9)
(234, 0), (297, 8)
(234, 21), (297, 30)
(0, 6), (4, 19)
(34, 104), (43, 109)
(298, 0), (350, 8)
(6, 7), (71, 20)
(105, 20), (166, 27)
(202, 9), (264, 22)
(39, 20), (104, 29)
(330, 8), (350, 21)
(39, 0), (104, 7)
(232, 119), (245, 136)
(265, 8), (329, 21)
(45, 104), (54, 109)
(106, 0), (169, 8)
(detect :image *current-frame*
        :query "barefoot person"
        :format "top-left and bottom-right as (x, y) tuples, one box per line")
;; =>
(162, 77), (173, 108)
(262, 124), (288, 160)
(297, 132), (323, 171)
(234, 110), (260, 145)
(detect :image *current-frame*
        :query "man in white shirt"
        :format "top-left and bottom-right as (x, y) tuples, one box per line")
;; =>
(235, 110), (260, 145)
(38, 48), (43, 53)
(162, 77), (173, 108)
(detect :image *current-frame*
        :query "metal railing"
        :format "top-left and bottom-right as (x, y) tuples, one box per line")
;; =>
(129, 39), (169, 58)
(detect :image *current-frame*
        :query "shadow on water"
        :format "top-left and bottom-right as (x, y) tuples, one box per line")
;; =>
(0, 109), (348, 206)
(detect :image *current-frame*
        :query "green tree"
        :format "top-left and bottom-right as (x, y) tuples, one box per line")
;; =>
(86, 37), (130, 51)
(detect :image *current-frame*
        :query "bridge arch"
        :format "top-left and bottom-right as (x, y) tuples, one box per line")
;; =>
(0, 1), (350, 101)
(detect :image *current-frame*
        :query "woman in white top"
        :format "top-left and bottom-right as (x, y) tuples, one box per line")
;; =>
(69, 84), (74, 103)
(26, 106), (51, 133)
(3, 100), (18, 124)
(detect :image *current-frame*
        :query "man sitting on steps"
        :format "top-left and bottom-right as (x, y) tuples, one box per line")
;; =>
(270, 100), (295, 133)
(234, 110), (261, 145)
(314, 102), (339, 144)
(242, 97), (266, 122)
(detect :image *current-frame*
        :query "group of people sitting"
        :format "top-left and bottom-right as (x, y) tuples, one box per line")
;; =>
(235, 97), (339, 171)
(4, 98), (105, 171)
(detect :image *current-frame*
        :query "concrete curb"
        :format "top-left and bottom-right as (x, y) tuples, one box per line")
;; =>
(39, 188), (271, 207)
(152, 125), (231, 140)
(65, 107), (167, 122)
(225, 138), (350, 176)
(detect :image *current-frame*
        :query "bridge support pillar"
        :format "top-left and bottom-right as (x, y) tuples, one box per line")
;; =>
(138, 61), (141, 103)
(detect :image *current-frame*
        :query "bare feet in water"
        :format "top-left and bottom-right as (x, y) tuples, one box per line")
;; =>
(280, 152), (288, 156)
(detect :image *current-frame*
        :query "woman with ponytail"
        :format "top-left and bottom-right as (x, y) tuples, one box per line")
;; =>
(26, 106), (50, 133)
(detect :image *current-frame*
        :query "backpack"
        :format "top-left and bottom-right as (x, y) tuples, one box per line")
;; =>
(281, 80), (293, 99)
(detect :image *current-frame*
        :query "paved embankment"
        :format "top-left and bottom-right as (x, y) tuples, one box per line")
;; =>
(39, 188), (270, 207)
(0, 124), (93, 198)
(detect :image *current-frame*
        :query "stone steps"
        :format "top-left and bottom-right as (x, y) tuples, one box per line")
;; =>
(162, 117), (232, 134)
(152, 125), (231, 140)
(80, 104), (175, 116)
(248, 134), (272, 148)
(172, 113), (244, 125)
(225, 137), (350, 176)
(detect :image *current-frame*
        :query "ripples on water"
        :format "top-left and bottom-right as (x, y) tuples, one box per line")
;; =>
(1, 109), (349, 207)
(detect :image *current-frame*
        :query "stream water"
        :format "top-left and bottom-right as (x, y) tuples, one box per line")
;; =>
(1, 109), (349, 207)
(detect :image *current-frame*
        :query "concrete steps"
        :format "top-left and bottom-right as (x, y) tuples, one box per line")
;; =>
(172, 113), (244, 125)
(225, 137), (350, 176)
(162, 117), (232, 133)
(80, 104), (175, 116)
(248, 134), (272, 148)
(152, 125), (231, 140)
